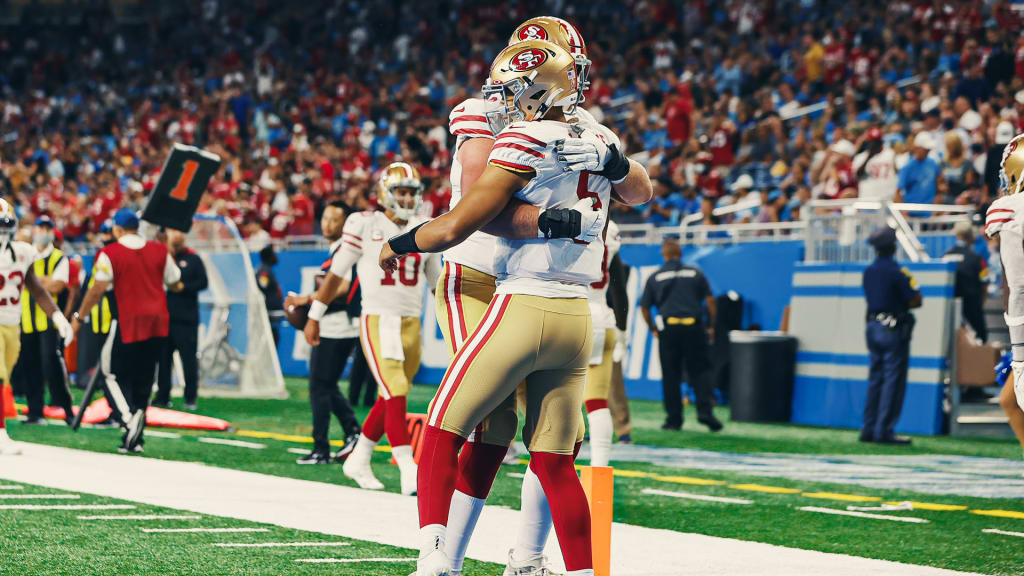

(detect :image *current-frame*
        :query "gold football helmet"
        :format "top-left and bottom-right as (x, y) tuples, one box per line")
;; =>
(1002, 134), (1024, 195)
(482, 39), (579, 133)
(508, 17), (591, 103)
(377, 162), (423, 221)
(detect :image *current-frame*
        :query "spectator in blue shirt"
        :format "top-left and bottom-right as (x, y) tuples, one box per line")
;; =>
(369, 120), (400, 160)
(898, 132), (942, 205)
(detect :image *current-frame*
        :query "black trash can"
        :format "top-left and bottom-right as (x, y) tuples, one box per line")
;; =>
(729, 331), (797, 422)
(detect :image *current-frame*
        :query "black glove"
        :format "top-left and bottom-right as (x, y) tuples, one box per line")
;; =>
(596, 144), (629, 183)
(537, 208), (582, 239)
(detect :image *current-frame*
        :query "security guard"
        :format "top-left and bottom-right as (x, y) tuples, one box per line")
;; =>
(944, 220), (987, 342)
(862, 227), (922, 445)
(640, 238), (722, 432)
(17, 216), (73, 424)
(256, 246), (284, 348)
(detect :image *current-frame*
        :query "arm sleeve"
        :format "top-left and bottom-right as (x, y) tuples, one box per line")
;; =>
(164, 254), (182, 285)
(999, 229), (1024, 350)
(51, 257), (69, 283)
(608, 254), (629, 330)
(329, 216), (364, 278)
(449, 99), (496, 140)
(896, 267), (920, 305)
(699, 271), (712, 299)
(92, 252), (114, 283)
(487, 124), (546, 174)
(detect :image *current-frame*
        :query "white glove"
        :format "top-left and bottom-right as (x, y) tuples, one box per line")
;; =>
(572, 197), (605, 243)
(1013, 361), (1024, 413)
(555, 134), (608, 173)
(613, 329), (628, 363)
(51, 311), (73, 346)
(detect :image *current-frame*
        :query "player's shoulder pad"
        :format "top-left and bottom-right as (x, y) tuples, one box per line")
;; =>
(449, 98), (497, 139)
(985, 195), (1024, 238)
(487, 121), (557, 174)
(342, 211), (370, 239)
(572, 108), (622, 149)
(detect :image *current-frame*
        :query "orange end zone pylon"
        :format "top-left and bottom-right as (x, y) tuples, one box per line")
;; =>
(391, 413), (427, 465)
(581, 465), (614, 576)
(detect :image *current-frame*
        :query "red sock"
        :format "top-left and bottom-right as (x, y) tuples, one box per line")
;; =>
(584, 399), (608, 412)
(362, 397), (386, 442)
(417, 425), (466, 528)
(529, 452), (592, 571)
(384, 396), (410, 447)
(454, 440), (507, 498)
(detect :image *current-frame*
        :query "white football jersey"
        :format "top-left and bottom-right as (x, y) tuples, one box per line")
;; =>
(587, 220), (622, 331)
(852, 148), (898, 201)
(487, 119), (615, 298)
(330, 211), (440, 317)
(0, 241), (40, 326)
(985, 193), (1024, 239)
(446, 99), (621, 279)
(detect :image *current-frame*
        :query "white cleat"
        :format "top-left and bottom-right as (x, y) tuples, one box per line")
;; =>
(342, 458), (385, 491)
(414, 546), (452, 576)
(400, 462), (418, 496)
(504, 550), (562, 576)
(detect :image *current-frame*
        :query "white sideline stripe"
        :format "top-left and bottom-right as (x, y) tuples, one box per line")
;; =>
(214, 542), (351, 548)
(145, 431), (182, 439)
(982, 528), (1024, 538)
(800, 506), (929, 524)
(0, 504), (136, 510)
(78, 514), (202, 520)
(295, 558), (415, 564)
(642, 488), (752, 505)
(197, 438), (265, 450)
(0, 485), (23, 490)
(0, 494), (79, 499)
(0, 444), (985, 576)
(141, 527), (269, 533)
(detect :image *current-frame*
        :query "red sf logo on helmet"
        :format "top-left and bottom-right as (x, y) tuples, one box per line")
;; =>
(509, 48), (547, 72)
(518, 25), (548, 41)
(1010, 140), (1019, 155)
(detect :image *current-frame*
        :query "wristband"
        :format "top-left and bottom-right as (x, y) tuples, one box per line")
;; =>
(597, 144), (630, 183)
(308, 300), (328, 322)
(388, 222), (427, 255)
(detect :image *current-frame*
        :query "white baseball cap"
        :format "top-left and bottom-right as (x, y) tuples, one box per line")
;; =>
(1016, 90), (1024, 106)
(912, 131), (934, 150)
(831, 139), (856, 157)
(732, 174), (754, 191)
(958, 110), (982, 132)
(996, 122), (1015, 145)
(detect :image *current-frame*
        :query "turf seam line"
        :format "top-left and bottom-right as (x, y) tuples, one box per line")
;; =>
(0, 485), (24, 490)
(197, 437), (266, 450)
(0, 494), (80, 499)
(0, 504), (136, 510)
(77, 515), (202, 520)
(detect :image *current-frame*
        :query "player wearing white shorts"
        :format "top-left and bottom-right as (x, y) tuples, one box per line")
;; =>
(305, 163), (441, 496)
(0, 199), (73, 455)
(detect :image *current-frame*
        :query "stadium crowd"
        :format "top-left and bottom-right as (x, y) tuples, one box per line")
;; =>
(0, 0), (1022, 246)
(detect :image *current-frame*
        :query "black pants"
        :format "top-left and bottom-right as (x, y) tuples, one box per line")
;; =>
(961, 295), (987, 343)
(309, 337), (362, 454)
(658, 323), (714, 427)
(863, 321), (910, 440)
(113, 334), (165, 442)
(347, 342), (375, 407)
(20, 329), (72, 419)
(76, 322), (104, 388)
(155, 322), (200, 405)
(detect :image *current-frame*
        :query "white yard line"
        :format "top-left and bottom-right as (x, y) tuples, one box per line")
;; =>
(144, 431), (182, 439)
(0, 504), (136, 510)
(0, 485), (23, 490)
(295, 558), (415, 564)
(78, 514), (202, 520)
(287, 448), (309, 455)
(799, 506), (929, 524)
(0, 443), (981, 576)
(982, 528), (1024, 538)
(214, 542), (351, 548)
(197, 438), (265, 449)
(642, 488), (753, 505)
(0, 494), (79, 499)
(141, 527), (269, 533)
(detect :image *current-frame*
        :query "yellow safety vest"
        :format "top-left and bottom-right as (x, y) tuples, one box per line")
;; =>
(86, 274), (112, 335)
(21, 248), (64, 333)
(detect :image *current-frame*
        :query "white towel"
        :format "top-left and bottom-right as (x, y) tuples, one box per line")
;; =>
(589, 328), (606, 366)
(378, 315), (405, 361)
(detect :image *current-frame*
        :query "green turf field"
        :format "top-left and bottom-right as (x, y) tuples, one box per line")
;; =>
(0, 481), (497, 576)
(5, 378), (1024, 575)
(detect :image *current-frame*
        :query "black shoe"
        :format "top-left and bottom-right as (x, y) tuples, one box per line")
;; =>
(23, 416), (48, 426)
(151, 400), (172, 409)
(617, 434), (633, 444)
(698, 415), (723, 432)
(661, 422), (682, 431)
(876, 435), (912, 445)
(961, 388), (993, 402)
(858, 432), (875, 443)
(118, 443), (144, 454)
(296, 451), (331, 465)
(333, 434), (359, 463)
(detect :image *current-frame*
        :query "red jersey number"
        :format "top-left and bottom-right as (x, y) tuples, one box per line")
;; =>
(0, 270), (25, 306)
(381, 253), (421, 287)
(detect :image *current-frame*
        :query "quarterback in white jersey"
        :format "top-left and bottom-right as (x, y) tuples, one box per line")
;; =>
(306, 162), (440, 497)
(985, 133), (1024, 458)
(381, 40), (652, 576)
(0, 199), (72, 455)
